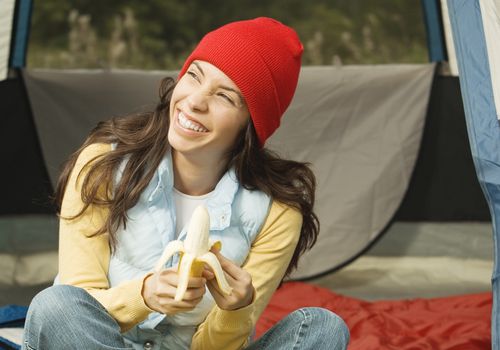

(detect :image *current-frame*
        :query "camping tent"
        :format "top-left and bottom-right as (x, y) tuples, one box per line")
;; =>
(0, 0), (498, 348)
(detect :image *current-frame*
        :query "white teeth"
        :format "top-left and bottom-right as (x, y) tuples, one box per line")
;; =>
(178, 112), (208, 132)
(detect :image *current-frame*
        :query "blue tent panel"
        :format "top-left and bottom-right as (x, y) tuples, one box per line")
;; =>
(10, 0), (32, 68)
(447, 0), (500, 347)
(421, 0), (447, 62)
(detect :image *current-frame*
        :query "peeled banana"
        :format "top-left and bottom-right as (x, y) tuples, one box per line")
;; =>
(154, 205), (233, 301)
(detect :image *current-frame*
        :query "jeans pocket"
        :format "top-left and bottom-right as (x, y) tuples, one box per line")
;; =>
(23, 340), (37, 350)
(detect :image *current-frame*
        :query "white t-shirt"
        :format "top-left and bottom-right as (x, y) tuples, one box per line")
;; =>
(173, 188), (213, 237)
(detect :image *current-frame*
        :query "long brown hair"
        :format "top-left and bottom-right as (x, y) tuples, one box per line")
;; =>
(55, 76), (319, 280)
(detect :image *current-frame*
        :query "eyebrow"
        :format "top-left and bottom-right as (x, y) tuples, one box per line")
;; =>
(193, 61), (205, 76)
(192, 61), (245, 106)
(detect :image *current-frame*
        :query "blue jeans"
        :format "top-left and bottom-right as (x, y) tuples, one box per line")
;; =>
(22, 285), (349, 349)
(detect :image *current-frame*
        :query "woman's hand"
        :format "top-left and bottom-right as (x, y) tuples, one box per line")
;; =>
(142, 268), (207, 315)
(203, 248), (255, 311)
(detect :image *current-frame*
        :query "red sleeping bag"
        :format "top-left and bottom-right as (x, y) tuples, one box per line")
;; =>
(256, 282), (491, 349)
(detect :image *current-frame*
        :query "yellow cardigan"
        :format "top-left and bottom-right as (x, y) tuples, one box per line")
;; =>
(58, 143), (302, 349)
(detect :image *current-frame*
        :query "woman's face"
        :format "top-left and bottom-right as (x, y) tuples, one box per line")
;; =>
(168, 60), (250, 163)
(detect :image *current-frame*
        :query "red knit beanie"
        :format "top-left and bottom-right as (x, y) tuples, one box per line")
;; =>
(178, 17), (303, 147)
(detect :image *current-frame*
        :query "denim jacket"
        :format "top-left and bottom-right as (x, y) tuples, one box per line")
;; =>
(108, 146), (271, 349)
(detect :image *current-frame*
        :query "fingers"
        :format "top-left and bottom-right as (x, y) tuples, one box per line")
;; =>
(158, 269), (206, 288)
(142, 271), (193, 314)
(187, 276), (207, 288)
(202, 267), (215, 280)
(209, 248), (242, 280)
(205, 279), (224, 304)
(155, 268), (207, 304)
(202, 252), (255, 311)
(182, 285), (206, 301)
(206, 276), (255, 311)
(173, 296), (204, 308)
(159, 296), (204, 313)
(205, 249), (252, 292)
(206, 277), (229, 304)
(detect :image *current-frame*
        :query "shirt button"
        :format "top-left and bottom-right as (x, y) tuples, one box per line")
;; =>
(143, 340), (154, 350)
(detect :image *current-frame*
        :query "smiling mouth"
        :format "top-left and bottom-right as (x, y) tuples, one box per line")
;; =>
(178, 111), (209, 133)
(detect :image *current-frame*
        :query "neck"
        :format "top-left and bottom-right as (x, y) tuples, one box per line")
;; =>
(172, 149), (226, 196)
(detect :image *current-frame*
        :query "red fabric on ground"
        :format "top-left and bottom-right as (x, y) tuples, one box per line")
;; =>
(256, 282), (491, 349)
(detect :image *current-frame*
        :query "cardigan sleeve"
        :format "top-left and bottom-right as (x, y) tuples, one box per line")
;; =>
(190, 201), (302, 350)
(57, 143), (154, 332)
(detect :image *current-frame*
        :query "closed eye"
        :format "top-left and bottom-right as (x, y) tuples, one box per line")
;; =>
(218, 92), (235, 105)
(187, 70), (200, 82)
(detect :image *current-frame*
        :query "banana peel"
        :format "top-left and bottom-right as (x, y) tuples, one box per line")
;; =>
(154, 205), (232, 301)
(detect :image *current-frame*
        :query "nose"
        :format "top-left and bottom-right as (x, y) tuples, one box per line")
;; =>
(187, 89), (209, 112)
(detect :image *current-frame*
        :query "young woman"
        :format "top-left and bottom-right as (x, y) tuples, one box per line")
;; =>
(22, 17), (349, 350)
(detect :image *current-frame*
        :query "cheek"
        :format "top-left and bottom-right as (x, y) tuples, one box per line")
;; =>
(169, 89), (179, 117)
(218, 111), (246, 133)
(167, 106), (176, 137)
(216, 113), (248, 146)
(170, 78), (189, 104)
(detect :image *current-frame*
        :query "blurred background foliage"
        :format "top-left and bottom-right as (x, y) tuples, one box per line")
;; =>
(28, 0), (428, 69)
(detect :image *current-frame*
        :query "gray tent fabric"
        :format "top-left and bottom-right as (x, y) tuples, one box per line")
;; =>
(267, 65), (435, 279)
(23, 64), (435, 279)
(23, 69), (166, 181)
